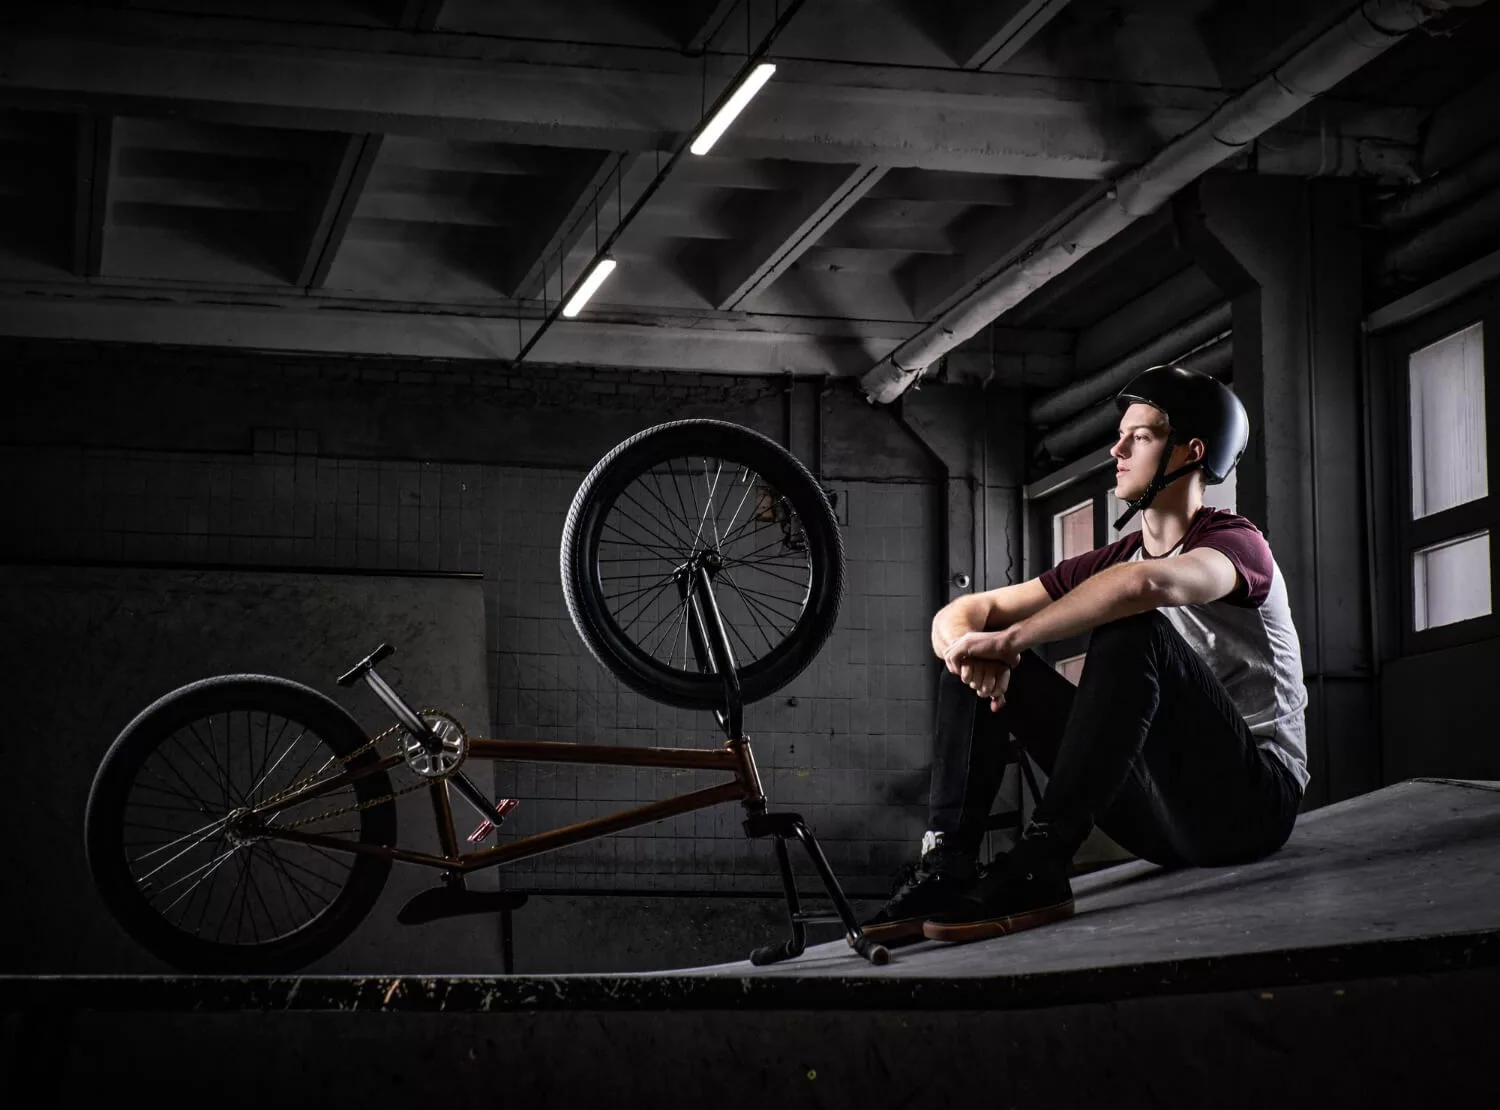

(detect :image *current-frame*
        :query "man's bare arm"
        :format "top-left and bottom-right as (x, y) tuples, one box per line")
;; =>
(930, 579), (1052, 658)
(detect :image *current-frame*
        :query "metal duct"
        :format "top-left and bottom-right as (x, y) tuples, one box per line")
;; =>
(1028, 302), (1232, 427)
(859, 0), (1488, 404)
(1378, 184), (1500, 281)
(1376, 142), (1500, 233)
(1035, 335), (1235, 463)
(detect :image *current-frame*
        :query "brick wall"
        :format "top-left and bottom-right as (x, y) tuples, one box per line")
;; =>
(3, 339), (1024, 893)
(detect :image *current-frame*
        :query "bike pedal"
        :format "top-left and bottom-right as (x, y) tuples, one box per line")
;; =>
(467, 798), (520, 843)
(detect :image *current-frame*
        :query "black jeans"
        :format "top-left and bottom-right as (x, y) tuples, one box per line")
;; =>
(929, 611), (1302, 868)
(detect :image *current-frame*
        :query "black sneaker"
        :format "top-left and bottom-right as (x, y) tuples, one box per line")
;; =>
(858, 844), (977, 943)
(921, 823), (1076, 944)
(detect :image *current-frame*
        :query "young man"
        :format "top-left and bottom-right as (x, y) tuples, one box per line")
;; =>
(862, 364), (1309, 945)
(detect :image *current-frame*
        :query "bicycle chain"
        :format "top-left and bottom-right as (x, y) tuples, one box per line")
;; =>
(260, 716), (443, 831)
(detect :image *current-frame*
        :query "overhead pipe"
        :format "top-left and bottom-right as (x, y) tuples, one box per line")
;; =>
(859, 0), (1489, 405)
(1374, 141), (1500, 233)
(1028, 301), (1231, 426)
(1377, 183), (1500, 282)
(1035, 335), (1234, 463)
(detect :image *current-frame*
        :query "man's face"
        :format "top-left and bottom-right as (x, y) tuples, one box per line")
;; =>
(1110, 403), (1170, 501)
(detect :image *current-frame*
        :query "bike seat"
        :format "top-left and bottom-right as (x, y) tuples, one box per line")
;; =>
(396, 886), (530, 926)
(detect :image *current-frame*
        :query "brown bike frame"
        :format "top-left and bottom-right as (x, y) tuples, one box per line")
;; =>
(246, 735), (768, 873)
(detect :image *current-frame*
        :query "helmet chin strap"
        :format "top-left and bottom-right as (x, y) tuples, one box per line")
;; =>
(1113, 432), (1202, 532)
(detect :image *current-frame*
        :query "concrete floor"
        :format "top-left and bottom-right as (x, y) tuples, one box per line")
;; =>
(4, 778), (1496, 1108)
(708, 775), (1500, 986)
(5, 777), (1496, 1012)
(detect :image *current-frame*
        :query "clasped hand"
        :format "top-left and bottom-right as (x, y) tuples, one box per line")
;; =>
(942, 630), (1023, 712)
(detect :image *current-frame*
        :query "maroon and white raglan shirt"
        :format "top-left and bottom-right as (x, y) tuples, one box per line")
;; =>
(1039, 507), (1310, 793)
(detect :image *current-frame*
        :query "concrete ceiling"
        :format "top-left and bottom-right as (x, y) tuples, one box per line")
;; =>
(0, 0), (1494, 386)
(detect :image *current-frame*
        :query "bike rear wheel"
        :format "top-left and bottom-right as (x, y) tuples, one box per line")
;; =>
(85, 675), (397, 973)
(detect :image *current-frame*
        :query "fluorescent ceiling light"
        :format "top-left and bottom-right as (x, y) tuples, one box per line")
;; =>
(562, 257), (617, 318)
(690, 63), (776, 156)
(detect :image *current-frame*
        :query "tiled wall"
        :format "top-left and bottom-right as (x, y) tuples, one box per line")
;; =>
(6, 440), (940, 892)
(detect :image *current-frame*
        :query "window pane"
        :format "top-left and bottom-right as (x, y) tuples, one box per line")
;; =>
(1409, 322), (1488, 519)
(1056, 653), (1087, 686)
(1053, 500), (1093, 563)
(1413, 531), (1492, 631)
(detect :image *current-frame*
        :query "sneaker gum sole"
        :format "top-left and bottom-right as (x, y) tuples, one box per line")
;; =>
(851, 917), (930, 944)
(920, 898), (1075, 943)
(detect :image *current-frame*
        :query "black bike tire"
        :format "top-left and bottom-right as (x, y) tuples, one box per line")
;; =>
(561, 419), (844, 709)
(84, 674), (397, 973)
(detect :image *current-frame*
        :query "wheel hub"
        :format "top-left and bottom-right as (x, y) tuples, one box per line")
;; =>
(223, 807), (263, 848)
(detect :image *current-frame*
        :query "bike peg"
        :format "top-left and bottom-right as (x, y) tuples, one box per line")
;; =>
(337, 643), (395, 688)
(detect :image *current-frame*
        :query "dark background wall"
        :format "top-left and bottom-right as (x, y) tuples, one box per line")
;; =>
(0, 337), (1029, 973)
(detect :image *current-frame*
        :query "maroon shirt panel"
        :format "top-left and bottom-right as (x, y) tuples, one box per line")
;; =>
(1037, 508), (1274, 609)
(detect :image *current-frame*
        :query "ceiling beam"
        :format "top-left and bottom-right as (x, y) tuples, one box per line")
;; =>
(902, 180), (1099, 320)
(0, 14), (1224, 179)
(716, 164), (887, 310)
(295, 133), (383, 288)
(507, 151), (631, 301)
(0, 289), (915, 376)
(683, 0), (740, 53)
(949, 0), (1074, 71)
(72, 115), (113, 278)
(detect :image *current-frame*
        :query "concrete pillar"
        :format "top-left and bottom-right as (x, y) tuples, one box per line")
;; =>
(1175, 174), (1376, 809)
(897, 381), (1029, 603)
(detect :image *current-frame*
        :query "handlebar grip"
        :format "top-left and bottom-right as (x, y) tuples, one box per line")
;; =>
(337, 642), (395, 687)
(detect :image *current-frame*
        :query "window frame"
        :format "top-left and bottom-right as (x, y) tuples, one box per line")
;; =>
(1026, 459), (1117, 667)
(1387, 287), (1500, 655)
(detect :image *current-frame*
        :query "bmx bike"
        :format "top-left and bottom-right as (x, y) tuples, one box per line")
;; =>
(84, 419), (889, 972)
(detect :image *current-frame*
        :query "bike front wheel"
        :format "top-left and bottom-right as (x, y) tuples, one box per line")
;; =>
(561, 419), (845, 709)
(85, 675), (398, 973)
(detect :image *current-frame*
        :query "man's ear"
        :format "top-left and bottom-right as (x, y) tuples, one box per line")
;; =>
(1182, 437), (1207, 466)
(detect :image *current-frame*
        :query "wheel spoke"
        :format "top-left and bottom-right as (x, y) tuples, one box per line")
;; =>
(632, 590), (690, 655)
(663, 459), (697, 546)
(724, 532), (802, 563)
(724, 560), (810, 591)
(183, 718), (241, 810)
(722, 569), (800, 645)
(719, 515), (786, 552)
(644, 468), (699, 539)
(128, 813), (229, 863)
(613, 578), (677, 632)
(151, 740), (228, 817)
(263, 846), (315, 923)
(721, 576), (803, 623)
(719, 570), (777, 653)
(617, 489), (693, 556)
(600, 522), (681, 564)
(246, 725), (312, 801)
(646, 594), (692, 661)
(249, 713), (293, 803)
(154, 844), (241, 914)
(602, 572), (677, 604)
(719, 601), (758, 663)
(692, 458), (724, 549)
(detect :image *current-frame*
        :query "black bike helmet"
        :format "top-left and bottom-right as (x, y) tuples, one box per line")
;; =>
(1113, 364), (1249, 530)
